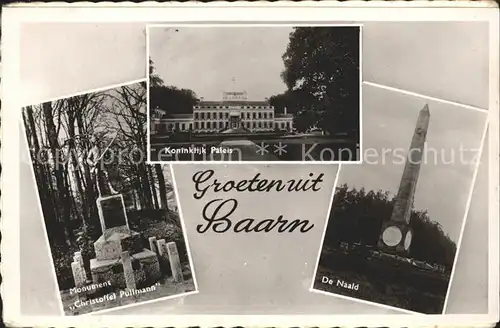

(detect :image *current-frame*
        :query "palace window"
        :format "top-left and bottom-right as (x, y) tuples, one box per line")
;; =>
(207, 122), (212, 129)
(201, 122), (205, 129)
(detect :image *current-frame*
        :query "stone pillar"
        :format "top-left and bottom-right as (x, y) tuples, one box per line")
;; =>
(149, 236), (158, 253)
(71, 261), (86, 288)
(121, 251), (136, 290)
(156, 239), (170, 274)
(166, 242), (184, 283)
(73, 251), (87, 282)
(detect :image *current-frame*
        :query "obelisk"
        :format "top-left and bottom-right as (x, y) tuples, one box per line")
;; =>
(378, 104), (430, 255)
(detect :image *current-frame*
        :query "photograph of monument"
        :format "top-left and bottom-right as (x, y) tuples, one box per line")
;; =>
(311, 84), (488, 314)
(21, 81), (198, 315)
(147, 25), (361, 162)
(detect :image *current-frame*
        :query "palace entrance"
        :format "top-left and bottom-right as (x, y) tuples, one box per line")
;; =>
(229, 112), (241, 129)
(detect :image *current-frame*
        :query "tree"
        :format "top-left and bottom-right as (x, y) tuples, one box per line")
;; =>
(280, 27), (360, 138)
(268, 89), (318, 115)
(155, 164), (169, 211)
(324, 184), (457, 270)
(149, 58), (198, 116)
(22, 81), (180, 288)
(42, 101), (74, 247)
(149, 58), (164, 87)
(149, 85), (198, 116)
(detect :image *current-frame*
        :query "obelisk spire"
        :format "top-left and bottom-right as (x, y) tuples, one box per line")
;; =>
(391, 104), (430, 224)
(378, 104), (430, 255)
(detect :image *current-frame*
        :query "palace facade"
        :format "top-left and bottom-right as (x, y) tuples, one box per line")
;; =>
(150, 91), (294, 135)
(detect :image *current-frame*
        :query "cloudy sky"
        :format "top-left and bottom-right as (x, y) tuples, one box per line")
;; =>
(339, 84), (487, 243)
(148, 26), (293, 100)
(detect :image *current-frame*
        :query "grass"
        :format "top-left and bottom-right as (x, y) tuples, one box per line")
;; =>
(313, 248), (447, 314)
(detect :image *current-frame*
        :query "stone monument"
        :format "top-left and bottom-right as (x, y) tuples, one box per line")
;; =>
(70, 133), (185, 292)
(71, 251), (88, 288)
(156, 238), (184, 283)
(89, 194), (162, 289)
(378, 104), (430, 255)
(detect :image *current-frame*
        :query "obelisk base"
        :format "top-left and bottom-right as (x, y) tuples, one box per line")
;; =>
(378, 221), (413, 256)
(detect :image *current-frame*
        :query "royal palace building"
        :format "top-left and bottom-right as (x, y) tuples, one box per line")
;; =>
(150, 91), (294, 134)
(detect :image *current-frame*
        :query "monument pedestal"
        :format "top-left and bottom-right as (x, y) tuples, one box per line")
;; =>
(89, 194), (161, 289)
(378, 221), (413, 255)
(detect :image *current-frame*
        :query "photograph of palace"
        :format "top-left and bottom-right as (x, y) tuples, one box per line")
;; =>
(312, 85), (487, 314)
(147, 26), (361, 162)
(151, 91), (293, 134)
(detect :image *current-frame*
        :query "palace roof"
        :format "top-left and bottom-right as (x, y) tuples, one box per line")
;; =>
(198, 100), (271, 107)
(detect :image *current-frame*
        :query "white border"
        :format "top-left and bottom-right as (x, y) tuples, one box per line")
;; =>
(443, 117), (490, 313)
(16, 81), (200, 317)
(145, 23), (364, 164)
(487, 10), (500, 320)
(169, 163), (200, 294)
(2, 2), (499, 326)
(309, 88), (490, 315)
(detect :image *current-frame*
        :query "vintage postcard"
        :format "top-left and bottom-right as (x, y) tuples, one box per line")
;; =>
(1, 3), (499, 328)
(311, 84), (489, 314)
(147, 25), (361, 163)
(20, 81), (198, 315)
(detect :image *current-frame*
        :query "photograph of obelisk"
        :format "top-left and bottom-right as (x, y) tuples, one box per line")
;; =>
(312, 84), (487, 314)
(378, 105), (430, 255)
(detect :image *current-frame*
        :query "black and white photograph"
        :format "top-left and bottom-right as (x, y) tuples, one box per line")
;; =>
(147, 25), (361, 162)
(312, 84), (488, 314)
(21, 81), (198, 315)
(2, 5), (498, 327)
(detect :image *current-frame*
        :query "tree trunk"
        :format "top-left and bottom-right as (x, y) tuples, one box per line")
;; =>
(67, 114), (89, 233)
(24, 107), (62, 243)
(75, 111), (100, 237)
(132, 189), (138, 210)
(137, 163), (153, 209)
(155, 164), (168, 210)
(42, 102), (73, 247)
(148, 164), (159, 210)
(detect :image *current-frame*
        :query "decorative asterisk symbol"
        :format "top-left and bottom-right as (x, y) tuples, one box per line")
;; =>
(274, 142), (287, 155)
(256, 142), (269, 156)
